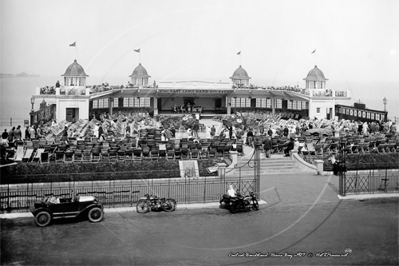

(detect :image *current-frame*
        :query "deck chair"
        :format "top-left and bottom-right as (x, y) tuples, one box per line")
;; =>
(174, 149), (181, 160)
(306, 143), (316, 156)
(190, 149), (199, 159)
(15, 145), (25, 162)
(40, 151), (49, 164)
(109, 149), (117, 162)
(64, 150), (74, 163)
(125, 149), (134, 161)
(181, 148), (189, 160)
(55, 151), (65, 163)
(142, 147), (151, 161)
(82, 150), (92, 163)
(23, 148), (34, 162)
(117, 150), (126, 162)
(74, 150), (83, 163)
(167, 149), (175, 160)
(208, 148), (217, 158)
(158, 149), (167, 160)
(33, 148), (45, 163)
(133, 149), (142, 161)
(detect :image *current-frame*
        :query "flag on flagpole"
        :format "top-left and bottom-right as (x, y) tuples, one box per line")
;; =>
(69, 42), (76, 47)
(134, 48), (141, 53)
(311, 49), (316, 54)
(237, 51), (241, 55)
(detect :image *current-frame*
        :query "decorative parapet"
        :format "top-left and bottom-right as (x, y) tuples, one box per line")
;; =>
(335, 90), (348, 97)
(309, 89), (350, 99)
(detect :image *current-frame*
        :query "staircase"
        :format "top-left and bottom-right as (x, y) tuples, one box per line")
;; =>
(226, 147), (311, 177)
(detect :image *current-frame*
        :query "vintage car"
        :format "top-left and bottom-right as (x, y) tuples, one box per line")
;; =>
(30, 195), (104, 227)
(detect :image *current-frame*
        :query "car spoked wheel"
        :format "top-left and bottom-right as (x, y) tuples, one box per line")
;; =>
(136, 200), (149, 213)
(88, 207), (104, 223)
(35, 211), (51, 227)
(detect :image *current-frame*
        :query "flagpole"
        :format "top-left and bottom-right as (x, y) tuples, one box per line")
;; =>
(314, 51), (316, 66)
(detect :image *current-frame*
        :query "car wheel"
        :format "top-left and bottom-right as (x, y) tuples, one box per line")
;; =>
(162, 199), (175, 212)
(35, 211), (51, 227)
(88, 207), (104, 223)
(136, 200), (149, 214)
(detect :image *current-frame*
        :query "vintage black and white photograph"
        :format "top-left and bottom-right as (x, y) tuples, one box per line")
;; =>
(1, 0), (398, 265)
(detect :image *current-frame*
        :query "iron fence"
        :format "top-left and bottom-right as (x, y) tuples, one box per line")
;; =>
(0, 177), (255, 212)
(339, 169), (399, 196)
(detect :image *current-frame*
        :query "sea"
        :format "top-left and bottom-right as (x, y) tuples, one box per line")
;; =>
(1, 76), (398, 133)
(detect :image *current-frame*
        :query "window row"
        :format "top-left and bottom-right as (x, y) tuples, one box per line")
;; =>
(338, 107), (384, 120)
(92, 97), (151, 109)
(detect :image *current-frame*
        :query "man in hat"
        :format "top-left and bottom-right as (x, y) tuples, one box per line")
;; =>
(263, 135), (272, 158)
(284, 137), (295, 157)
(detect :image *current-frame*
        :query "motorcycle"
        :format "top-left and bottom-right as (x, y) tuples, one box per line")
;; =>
(222, 191), (259, 213)
(136, 194), (177, 213)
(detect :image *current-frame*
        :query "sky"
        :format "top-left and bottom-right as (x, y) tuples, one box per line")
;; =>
(1, 0), (399, 116)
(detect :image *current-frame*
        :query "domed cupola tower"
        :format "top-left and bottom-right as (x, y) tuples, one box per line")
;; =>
(61, 59), (89, 87)
(304, 65), (328, 89)
(129, 63), (150, 86)
(230, 65), (251, 87)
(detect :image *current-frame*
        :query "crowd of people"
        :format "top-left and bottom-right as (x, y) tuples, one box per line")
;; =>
(232, 84), (305, 94)
(1, 107), (397, 159)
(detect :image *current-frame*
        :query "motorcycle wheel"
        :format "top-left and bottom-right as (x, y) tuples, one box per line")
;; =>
(162, 199), (176, 212)
(136, 199), (149, 214)
(229, 204), (237, 213)
(252, 199), (259, 211)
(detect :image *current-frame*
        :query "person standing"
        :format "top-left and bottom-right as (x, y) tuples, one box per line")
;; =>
(1, 129), (9, 146)
(228, 125), (233, 139)
(14, 126), (22, 140)
(25, 126), (31, 140)
(192, 122), (199, 139)
(246, 128), (254, 147)
(98, 125), (104, 141)
(210, 125), (216, 138)
(263, 135), (272, 158)
(62, 126), (68, 143)
(29, 126), (36, 139)
(8, 127), (15, 142)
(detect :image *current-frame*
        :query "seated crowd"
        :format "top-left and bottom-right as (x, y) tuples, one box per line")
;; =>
(1, 108), (398, 165)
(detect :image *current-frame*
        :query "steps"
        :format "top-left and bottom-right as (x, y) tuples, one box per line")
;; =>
(227, 150), (309, 177)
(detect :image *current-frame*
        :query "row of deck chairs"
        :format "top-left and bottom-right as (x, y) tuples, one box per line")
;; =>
(300, 135), (399, 157)
(9, 136), (244, 164)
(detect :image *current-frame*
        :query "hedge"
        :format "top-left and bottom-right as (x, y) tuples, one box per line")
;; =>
(0, 159), (224, 184)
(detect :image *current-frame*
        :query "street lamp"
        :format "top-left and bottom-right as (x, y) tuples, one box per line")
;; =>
(383, 97), (387, 112)
(30, 96), (35, 111)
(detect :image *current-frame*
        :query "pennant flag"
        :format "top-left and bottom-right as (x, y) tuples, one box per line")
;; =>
(237, 51), (241, 55)
(134, 48), (141, 53)
(69, 42), (76, 47)
(311, 49), (316, 54)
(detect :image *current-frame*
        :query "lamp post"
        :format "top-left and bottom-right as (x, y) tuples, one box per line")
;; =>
(383, 97), (387, 112)
(30, 96), (35, 111)
(30, 97), (35, 125)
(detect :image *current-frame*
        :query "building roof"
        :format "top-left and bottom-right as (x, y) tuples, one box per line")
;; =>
(61, 60), (89, 77)
(129, 63), (150, 78)
(303, 65), (328, 81)
(230, 65), (251, 80)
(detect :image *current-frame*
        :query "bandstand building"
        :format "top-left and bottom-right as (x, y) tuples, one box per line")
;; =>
(30, 59), (354, 125)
